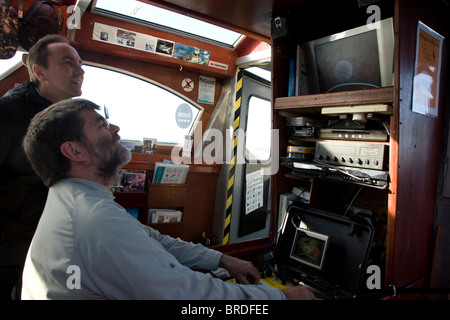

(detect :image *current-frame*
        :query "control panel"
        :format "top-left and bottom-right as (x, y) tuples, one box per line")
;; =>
(314, 141), (388, 170)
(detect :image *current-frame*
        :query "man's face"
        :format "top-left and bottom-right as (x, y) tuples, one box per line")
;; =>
(80, 109), (131, 179)
(36, 42), (84, 102)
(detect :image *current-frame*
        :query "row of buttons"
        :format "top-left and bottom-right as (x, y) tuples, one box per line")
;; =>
(316, 154), (382, 169)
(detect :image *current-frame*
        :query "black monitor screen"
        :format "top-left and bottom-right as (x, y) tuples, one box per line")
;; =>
(314, 30), (381, 93)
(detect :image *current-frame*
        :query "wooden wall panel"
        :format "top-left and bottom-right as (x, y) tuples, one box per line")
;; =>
(389, 0), (448, 287)
(183, 172), (219, 242)
(0, 66), (28, 96)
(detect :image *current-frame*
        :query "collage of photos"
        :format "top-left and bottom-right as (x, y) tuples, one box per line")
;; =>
(93, 22), (210, 66)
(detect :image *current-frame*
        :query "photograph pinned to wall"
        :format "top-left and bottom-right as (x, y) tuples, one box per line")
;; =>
(155, 39), (175, 56)
(174, 44), (210, 65)
(144, 42), (155, 52)
(412, 21), (444, 117)
(117, 29), (136, 47)
(99, 31), (108, 41)
(92, 22), (172, 57)
(94, 23), (116, 43)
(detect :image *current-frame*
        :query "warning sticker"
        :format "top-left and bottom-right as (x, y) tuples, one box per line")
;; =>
(182, 78), (194, 92)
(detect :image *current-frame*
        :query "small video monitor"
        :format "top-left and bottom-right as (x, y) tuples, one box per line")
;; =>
(290, 229), (330, 270)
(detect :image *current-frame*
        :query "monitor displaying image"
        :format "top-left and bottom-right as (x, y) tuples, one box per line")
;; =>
(290, 229), (330, 270)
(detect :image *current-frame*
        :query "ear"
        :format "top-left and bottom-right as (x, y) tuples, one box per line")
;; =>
(60, 141), (88, 163)
(32, 64), (46, 83)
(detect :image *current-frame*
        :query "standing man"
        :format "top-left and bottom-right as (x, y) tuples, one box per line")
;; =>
(21, 98), (314, 300)
(0, 34), (84, 299)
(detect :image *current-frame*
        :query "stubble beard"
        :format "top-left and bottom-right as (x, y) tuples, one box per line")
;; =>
(90, 134), (132, 182)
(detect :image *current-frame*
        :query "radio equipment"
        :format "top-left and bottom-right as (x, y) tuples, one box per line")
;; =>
(285, 116), (325, 138)
(314, 141), (388, 170)
(317, 112), (390, 142)
(318, 128), (388, 141)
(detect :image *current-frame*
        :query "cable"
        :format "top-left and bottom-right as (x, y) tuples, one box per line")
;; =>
(343, 185), (364, 216)
(264, 225), (282, 266)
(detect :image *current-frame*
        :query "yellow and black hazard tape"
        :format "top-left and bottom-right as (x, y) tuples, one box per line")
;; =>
(223, 68), (243, 244)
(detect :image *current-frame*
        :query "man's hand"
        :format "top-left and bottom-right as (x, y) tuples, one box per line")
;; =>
(218, 254), (315, 299)
(282, 286), (316, 300)
(218, 254), (260, 285)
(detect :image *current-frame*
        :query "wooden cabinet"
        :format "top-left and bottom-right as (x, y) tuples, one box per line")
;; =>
(113, 153), (221, 242)
(145, 183), (188, 239)
(270, 0), (448, 294)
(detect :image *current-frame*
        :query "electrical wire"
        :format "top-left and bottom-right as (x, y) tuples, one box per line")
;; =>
(343, 185), (364, 216)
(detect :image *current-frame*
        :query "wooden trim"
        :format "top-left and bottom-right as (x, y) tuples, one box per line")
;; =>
(385, 0), (401, 287)
(275, 86), (395, 111)
(75, 12), (237, 78)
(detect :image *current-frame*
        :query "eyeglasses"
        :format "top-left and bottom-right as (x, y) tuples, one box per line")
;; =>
(103, 105), (110, 128)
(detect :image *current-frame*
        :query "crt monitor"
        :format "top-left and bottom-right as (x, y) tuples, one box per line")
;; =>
(303, 17), (394, 93)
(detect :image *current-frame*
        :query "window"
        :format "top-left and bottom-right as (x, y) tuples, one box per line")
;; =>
(245, 96), (271, 162)
(92, 0), (243, 48)
(80, 64), (202, 144)
(246, 67), (271, 83)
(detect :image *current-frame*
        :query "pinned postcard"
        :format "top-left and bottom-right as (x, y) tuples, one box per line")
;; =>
(198, 75), (216, 104)
(174, 44), (210, 65)
(93, 22), (212, 65)
(412, 21), (444, 117)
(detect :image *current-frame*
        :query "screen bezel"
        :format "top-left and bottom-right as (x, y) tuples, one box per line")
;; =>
(290, 228), (330, 270)
(303, 17), (394, 94)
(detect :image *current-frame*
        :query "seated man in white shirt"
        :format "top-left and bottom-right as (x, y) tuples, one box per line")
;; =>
(21, 98), (315, 300)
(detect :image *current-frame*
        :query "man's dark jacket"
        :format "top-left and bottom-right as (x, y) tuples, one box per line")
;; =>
(0, 81), (52, 244)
